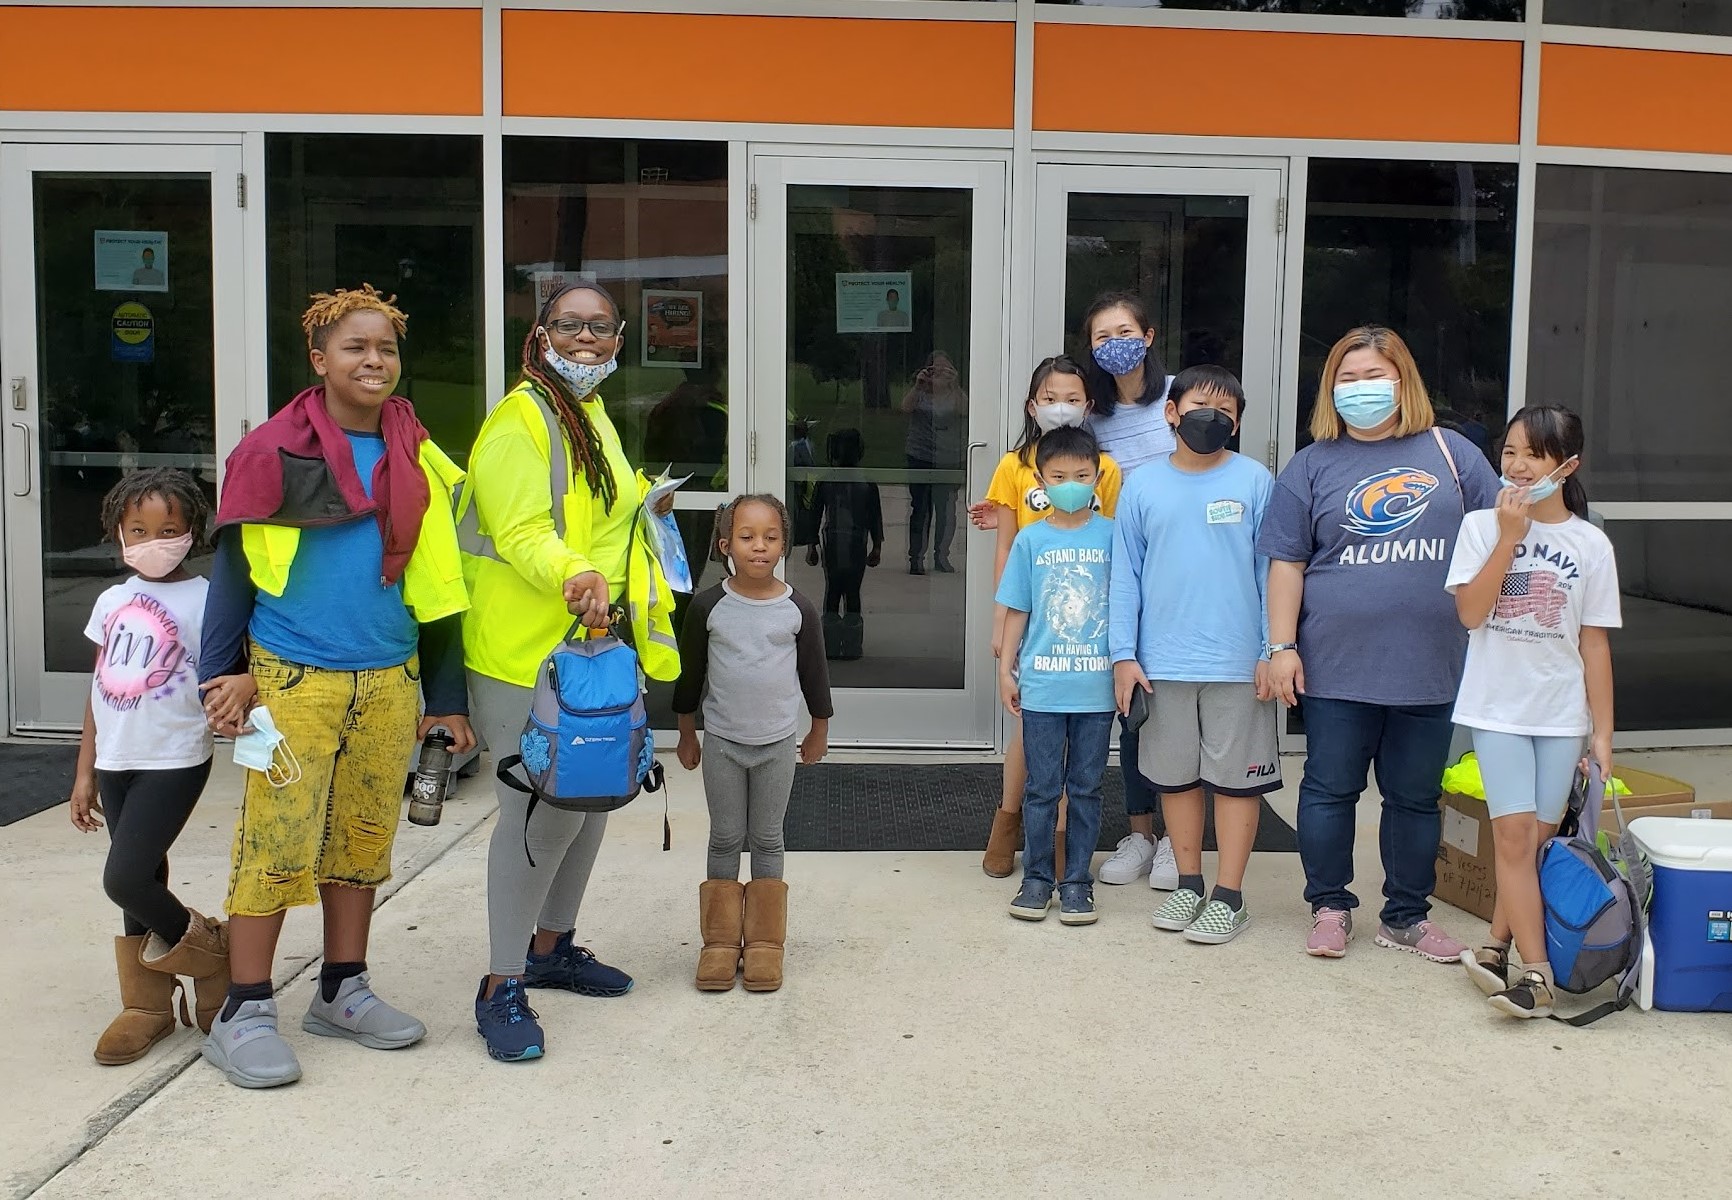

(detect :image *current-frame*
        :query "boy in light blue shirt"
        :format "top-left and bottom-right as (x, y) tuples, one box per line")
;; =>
(1110, 365), (1281, 946)
(995, 425), (1115, 926)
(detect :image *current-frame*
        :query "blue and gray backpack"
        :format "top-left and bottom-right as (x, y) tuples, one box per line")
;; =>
(497, 621), (663, 862)
(1538, 763), (1650, 1025)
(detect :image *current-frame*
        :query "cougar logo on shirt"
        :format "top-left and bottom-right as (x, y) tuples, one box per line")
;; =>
(1343, 468), (1439, 538)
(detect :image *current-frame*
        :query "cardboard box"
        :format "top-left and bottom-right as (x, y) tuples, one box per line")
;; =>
(1432, 764), (1700, 923)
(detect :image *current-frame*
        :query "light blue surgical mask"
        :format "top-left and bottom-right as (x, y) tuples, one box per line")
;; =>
(1332, 379), (1399, 430)
(233, 706), (301, 788)
(1044, 480), (1097, 513)
(1091, 336), (1149, 377)
(541, 340), (618, 401)
(1500, 473), (1561, 502)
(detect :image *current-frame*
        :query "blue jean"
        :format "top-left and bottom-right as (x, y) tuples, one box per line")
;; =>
(1119, 717), (1162, 827)
(1296, 696), (1455, 928)
(1021, 710), (1113, 887)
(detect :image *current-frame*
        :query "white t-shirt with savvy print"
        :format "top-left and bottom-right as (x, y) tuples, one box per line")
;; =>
(1445, 510), (1622, 737)
(83, 575), (214, 771)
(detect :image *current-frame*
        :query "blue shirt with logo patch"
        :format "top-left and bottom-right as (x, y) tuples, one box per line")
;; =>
(1256, 429), (1499, 706)
(995, 514), (1116, 714)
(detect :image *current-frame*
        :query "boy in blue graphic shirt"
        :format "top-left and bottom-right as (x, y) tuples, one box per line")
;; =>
(995, 425), (1116, 926)
(1110, 365), (1280, 946)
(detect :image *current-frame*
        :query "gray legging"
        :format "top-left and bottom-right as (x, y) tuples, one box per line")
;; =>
(471, 670), (608, 978)
(703, 732), (797, 881)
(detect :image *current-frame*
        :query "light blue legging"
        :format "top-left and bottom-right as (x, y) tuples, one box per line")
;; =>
(1472, 729), (1586, 824)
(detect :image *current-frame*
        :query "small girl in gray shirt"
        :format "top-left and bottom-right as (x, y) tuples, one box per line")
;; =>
(673, 493), (832, 996)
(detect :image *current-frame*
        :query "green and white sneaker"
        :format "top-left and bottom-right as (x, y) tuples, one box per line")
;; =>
(1151, 888), (1206, 932)
(1183, 899), (1250, 945)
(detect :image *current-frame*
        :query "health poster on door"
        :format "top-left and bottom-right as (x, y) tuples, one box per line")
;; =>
(835, 271), (912, 334)
(642, 289), (703, 369)
(94, 231), (168, 293)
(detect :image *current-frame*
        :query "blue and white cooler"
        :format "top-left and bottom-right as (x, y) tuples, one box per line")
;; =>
(1630, 816), (1732, 1012)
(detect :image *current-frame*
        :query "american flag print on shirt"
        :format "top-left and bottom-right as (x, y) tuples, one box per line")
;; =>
(1496, 571), (1567, 628)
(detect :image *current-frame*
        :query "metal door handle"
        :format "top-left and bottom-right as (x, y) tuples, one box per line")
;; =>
(10, 423), (31, 498)
(963, 440), (988, 510)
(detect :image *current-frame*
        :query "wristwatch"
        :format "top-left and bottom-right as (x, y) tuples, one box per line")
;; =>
(1263, 641), (1298, 658)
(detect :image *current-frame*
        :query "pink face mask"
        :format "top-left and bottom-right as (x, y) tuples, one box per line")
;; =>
(120, 532), (194, 578)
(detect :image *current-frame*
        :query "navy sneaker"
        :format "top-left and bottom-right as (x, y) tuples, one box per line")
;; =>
(523, 931), (634, 997)
(475, 976), (543, 1062)
(1008, 879), (1054, 921)
(1058, 883), (1098, 926)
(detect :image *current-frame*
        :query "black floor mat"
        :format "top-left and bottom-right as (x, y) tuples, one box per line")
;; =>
(0, 743), (79, 826)
(783, 762), (1297, 853)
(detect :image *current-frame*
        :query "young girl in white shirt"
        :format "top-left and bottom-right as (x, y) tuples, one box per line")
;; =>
(69, 468), (225, 1063)
(1444, 406), (1620, 1019)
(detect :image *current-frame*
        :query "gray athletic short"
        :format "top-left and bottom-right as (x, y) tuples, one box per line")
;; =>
(1138, 680), (1282, 797)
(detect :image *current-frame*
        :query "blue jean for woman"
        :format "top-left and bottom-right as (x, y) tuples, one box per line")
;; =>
(1296, 696), (1454, 929)
(1020, 710), (1113, 887)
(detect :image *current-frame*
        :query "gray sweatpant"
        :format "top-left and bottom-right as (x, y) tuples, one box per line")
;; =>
(471, 670), (608, 977)
(703, 732), (798, 881)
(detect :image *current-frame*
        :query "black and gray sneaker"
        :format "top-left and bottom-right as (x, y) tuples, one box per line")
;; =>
(1488, 970), (1555, 1019)
(1462, 944), (1512, 996)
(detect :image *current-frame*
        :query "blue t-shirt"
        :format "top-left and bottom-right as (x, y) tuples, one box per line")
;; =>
(249, 431), (419, 670)
(994, 514), (1115, 714)
(1089, 380), (1175, 477)
(1109, 454), (1272, 683)
(1255, 428), (1500, 706)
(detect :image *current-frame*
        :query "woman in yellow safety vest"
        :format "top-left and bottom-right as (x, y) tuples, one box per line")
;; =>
(459, 281), (678, 1063)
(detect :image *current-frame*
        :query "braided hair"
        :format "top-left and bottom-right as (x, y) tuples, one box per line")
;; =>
(521, 283), (623, 514)
(100, 467), (211, 549)
(709, 493), (792, 575)
(301, 283), (407, 349)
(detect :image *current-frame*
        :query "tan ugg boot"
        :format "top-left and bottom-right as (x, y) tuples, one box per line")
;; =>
(139, 908), (230, 1033)
(696, 880), (746, 992)
(95, 935), (186, 1066)
(741, 878), (789, 993)
(982, 807), (1022, 878)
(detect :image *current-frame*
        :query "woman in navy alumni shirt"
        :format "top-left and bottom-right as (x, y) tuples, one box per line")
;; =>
(1257, 327), (1499, 964)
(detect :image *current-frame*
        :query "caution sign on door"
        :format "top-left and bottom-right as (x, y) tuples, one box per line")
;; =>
(111, 302), (155, 364)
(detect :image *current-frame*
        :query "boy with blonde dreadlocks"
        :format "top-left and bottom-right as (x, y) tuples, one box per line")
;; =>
(196, 283), (473, 1089)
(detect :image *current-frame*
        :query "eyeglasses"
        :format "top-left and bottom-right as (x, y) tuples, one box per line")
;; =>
(545, 318), (623, 339)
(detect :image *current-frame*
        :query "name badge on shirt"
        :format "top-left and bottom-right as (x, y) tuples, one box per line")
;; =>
(1206, 499), (1245, 525)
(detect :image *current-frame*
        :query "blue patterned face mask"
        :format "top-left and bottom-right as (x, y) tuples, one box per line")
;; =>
(1091, 337), (1149, 377)
(541, 338), (618, 400)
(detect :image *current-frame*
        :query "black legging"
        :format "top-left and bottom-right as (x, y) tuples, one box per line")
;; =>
(97, 760), (212, 942)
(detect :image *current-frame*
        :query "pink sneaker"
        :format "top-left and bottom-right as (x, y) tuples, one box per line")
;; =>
(1374, 919), (1467, 963)
(1305, 908), (1352, 958)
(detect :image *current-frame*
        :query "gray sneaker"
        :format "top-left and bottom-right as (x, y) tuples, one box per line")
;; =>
(302, 972), (426, 1050)
(1183, 899), (1251, 945)
(1151, 887), (1206, 932)
(203, 998), (302, 1089)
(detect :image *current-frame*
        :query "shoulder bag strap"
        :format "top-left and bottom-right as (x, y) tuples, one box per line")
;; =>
(1431, 427), (1463, 509)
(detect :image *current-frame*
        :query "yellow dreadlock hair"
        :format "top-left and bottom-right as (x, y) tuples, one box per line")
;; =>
(301, 283), (408, 350)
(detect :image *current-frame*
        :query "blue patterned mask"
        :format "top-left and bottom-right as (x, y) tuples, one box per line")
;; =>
(1092, 337), (1148, 377)
(542, 342), (617, 400)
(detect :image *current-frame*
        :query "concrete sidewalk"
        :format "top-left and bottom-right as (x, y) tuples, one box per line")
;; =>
(6, 748), (1731, 1198)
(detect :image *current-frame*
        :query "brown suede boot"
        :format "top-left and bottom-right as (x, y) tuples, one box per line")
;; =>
(139, 908), (230, 1033)
(982, 807), (1022, 878)
(95, 935), (186, 1066)
(696, 880), (745, 992)
(741, 878), (789, 993)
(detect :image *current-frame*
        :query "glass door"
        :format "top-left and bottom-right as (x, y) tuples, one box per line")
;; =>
(1032, 163), (1285, 473)
(0, 142), (248, 730)
(750, 153), (1006, 747)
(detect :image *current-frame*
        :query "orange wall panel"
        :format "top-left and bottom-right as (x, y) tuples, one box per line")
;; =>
(0, 6), (482, 115)
(503, 11), (1013, 128)
(1542, 44), (1732, 155)
(1035, 25), (1520, 144)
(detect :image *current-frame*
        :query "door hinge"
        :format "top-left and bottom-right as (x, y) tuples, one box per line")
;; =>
(1266, 439), (1279, 470)
(1275, 197), (1286, 235)
(237, 173), (248, 209)
(749, 430), (757, 465)
(749, 183), (757, 221)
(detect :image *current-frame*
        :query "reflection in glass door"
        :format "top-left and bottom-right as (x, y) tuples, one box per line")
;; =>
(751, 155), (1005, 746)
(1033, 164), (1284, 472)
(0, 143), (246, 730)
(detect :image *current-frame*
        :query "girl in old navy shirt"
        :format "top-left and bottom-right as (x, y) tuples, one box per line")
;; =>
(1447, 406), (1619, 1020)
(1258, 327), (1500, 965)
(69, 469), (222, 1066)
